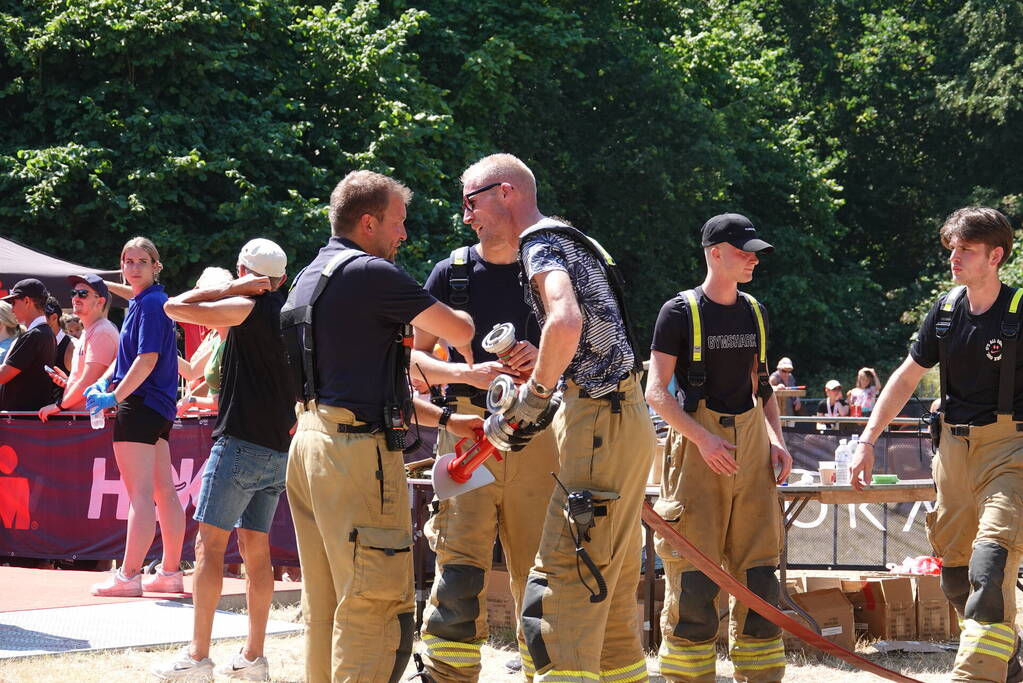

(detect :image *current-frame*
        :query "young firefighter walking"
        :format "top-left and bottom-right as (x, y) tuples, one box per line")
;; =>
(411, 167), (558, 681)
(645, 214), (792, 682)
(454, 153), (656, 682)
(851, 207), (1023, 683)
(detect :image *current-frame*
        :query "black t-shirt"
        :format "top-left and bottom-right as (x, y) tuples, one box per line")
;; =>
(1, 324), (57, 411)
(423, 246), (541, 365)
(650, 287), (766, 414)
(213, 290), (295, 452)
(911, 283), (1023, 425)
(293, 237), (437, 423)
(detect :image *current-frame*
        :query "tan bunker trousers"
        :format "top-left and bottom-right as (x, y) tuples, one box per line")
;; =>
(652, 400), (784, 683)
(927, 416), (1023, 682)
(421, 397), (559, 681)
(522, 373), (656, 682)
(287, 401), (415, 683)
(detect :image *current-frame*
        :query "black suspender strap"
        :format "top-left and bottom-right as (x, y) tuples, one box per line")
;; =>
(934, 286), (966, 414)
(448, 246), (471, 308)
(997, 288), (1023, 416)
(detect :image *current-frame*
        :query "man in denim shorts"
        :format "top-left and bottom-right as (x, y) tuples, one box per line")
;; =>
(156, 238), (294, 681)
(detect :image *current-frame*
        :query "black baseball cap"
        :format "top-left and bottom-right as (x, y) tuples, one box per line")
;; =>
(67, 273), (110, 302)
(2, 278), (49, 302)
(700, 213), (774, 253)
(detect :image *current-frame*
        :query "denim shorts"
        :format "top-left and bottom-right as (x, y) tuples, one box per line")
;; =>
(193, 435), (288, 533)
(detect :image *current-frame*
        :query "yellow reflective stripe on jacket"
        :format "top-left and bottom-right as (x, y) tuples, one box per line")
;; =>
(1010, 288), (1023, 314)
(959, 620), (1016, 662)
(682, 290), (702, 362)
(422, 635), (484, 667)
(537, 669), (600, 682)
(600, 658), (648, 682)
(741, 292), (768, 364)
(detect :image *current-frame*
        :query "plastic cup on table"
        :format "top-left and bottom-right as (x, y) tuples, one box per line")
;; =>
(818, 461), (836, 485)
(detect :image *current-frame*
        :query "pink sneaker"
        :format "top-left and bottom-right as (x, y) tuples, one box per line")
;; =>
(142, 569), (185, 593)
(90, 569), (142, 597)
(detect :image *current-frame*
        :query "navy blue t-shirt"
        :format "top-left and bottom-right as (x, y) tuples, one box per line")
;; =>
(423, 246), (540, 365)
(112, 283), (178, 421)
(294, 237), (437, 423)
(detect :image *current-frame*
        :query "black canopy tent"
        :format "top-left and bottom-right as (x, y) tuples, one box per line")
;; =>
(0, 236), (122, 307)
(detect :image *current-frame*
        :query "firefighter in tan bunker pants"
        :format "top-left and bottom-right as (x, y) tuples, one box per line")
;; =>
(410, 235), (558, 679)
(853, 207), (1023, 683)
(645, 214), (793, 682)
(447, 153), (656, 682)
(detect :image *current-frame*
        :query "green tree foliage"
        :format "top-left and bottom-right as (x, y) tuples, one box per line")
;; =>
(1, 0), (1019, 389)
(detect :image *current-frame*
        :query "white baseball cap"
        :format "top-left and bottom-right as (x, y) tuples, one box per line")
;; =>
(825, 379), (842, 391)
(238, 238), (287, 278)
(777, 357), (794, 371)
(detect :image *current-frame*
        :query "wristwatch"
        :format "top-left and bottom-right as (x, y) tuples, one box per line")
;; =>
(528, 377), (554, 398)
(438, 406), (453, 427)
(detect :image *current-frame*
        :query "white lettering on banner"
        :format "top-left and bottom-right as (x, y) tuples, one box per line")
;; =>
(786, 500), (934, 532)
(903, 500), (937, 532)
(88, 457), (201, 520)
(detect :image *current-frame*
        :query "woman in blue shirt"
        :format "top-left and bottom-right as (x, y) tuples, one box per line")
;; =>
(86, 237), (185, 597)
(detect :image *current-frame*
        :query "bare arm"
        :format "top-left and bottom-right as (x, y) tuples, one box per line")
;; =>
(410, 330), (512, 390)
(411, 396), (482, 440)
(177, 343), (214, 381)
(530, 269), (582, 388)
(164, 274), (271, 328)
(111, 352), (158, 402)
(644, 349), (738, 475)
(410, 303), (474, 349)
(850, 354), (929, 489)
(60, 361), (109, 409)
(0, 364), (20, 385)
(104, 281), (132, 300)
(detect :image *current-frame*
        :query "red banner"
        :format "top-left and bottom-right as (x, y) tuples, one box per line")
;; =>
(0, 416), (298, 564)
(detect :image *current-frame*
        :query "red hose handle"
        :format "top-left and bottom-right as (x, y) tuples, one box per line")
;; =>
(447, 428), (500, 484)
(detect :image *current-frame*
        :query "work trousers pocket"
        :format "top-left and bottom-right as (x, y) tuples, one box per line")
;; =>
(352, 526), (413, 602)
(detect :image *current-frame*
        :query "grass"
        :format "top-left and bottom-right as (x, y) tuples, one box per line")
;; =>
(0, 599), (959, 683)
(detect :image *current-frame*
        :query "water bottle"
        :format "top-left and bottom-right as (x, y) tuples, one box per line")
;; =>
(835, 437), (850, 486)
(90, 407), (105, 430)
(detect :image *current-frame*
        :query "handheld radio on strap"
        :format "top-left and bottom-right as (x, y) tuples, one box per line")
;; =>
(677, 288), (771, 413)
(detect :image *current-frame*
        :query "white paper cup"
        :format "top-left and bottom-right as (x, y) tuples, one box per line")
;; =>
(818, 461), (836, 485)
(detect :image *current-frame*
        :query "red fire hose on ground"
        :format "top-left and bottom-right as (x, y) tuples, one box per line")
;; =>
(641, 502), (923, 683)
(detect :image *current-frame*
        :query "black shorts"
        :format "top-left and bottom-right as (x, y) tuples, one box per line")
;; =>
(113, 394), (172, 445)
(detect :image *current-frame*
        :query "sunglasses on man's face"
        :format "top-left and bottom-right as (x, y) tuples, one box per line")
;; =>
(71, 289), (93, 299)
(462, 182), (502, 212)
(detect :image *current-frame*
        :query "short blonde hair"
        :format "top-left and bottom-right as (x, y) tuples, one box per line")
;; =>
(120, 236), (163, 280)
(461, 153), (537, 198)
(196, 266), (233, 289)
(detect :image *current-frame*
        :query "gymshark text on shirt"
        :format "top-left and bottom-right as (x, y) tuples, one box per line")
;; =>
(705, 333), (757, 350)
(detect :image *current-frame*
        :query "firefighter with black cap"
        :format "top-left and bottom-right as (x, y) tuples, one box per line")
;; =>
(852, 207), (1023, 683)
(410, 169), (558, 681)
(645, 213), (792, 682)
(282, 170), (481, 683)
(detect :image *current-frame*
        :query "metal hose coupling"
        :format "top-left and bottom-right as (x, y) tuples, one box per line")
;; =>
(483, 374), (519, 450)
(481, 322), (517, 364)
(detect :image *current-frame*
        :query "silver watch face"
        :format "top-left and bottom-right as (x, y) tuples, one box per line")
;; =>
(531, 379), (551, 396)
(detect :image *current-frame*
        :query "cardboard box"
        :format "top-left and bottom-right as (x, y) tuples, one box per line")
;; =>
(787, 588), (856, 652)
(841, 577), (915, 640)
(913, 575), (951, 640)
(487, 569), (516, 631)
(800, 574), (845, 593)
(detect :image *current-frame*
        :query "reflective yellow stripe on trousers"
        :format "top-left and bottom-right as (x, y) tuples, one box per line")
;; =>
(536, 669), (601, 682)
(959, 620), (1016, 661)
(422, 635), (484, 668)
(730, 637), (785, 671)
(659, 640), (716, 678)
(520, 644), (536, 678)
(600, 658), (648, 682)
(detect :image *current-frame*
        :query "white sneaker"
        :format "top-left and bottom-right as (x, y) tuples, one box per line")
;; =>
(151, 649), (214, 681)
(142, 569), (184, 593)
(90, 569), (142, 597)
(216, 650), (269, 681)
